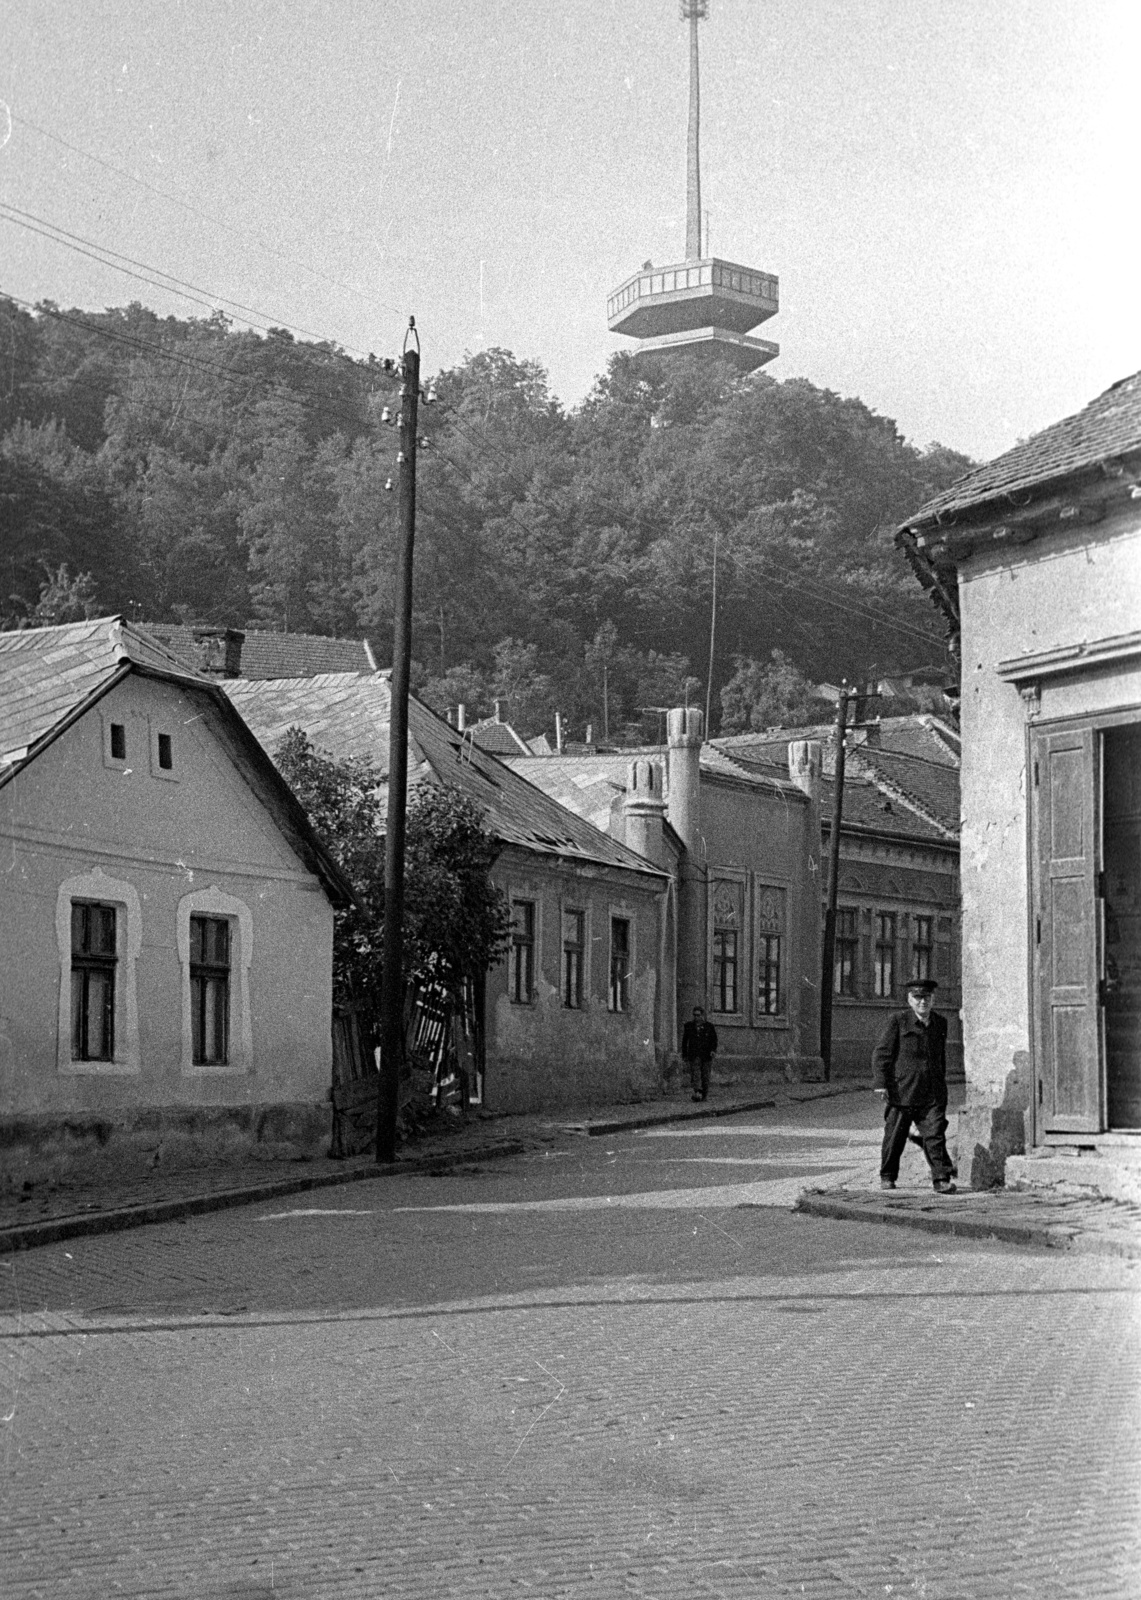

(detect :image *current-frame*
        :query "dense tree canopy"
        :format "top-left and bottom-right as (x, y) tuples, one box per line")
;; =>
(1, 297), (970, 735)
(273, 729), (509, 1021)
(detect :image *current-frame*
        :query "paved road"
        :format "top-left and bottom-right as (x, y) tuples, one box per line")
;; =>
(3, 1093), (1138, 1598)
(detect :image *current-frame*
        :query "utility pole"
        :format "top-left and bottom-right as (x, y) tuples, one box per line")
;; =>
(378, 320), (420, 1163)
(819, 683), (850, 1082)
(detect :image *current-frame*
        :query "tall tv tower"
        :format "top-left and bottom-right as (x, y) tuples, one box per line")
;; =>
(607, 1), (779, 372)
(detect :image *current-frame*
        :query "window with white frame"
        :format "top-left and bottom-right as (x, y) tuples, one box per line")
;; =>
(56, 870), (141, 1075)
(178, 887), (252, 1073)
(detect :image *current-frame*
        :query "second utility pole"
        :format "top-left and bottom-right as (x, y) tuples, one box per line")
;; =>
(378, 323), (420, 1163)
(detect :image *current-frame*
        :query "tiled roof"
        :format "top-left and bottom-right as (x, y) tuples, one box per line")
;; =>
(467, 719), (533, 757)
(0, 616), (208, 767)
(713, 715), (960, 843)
(223, 673), (666, 878)
(0, 617), (351, 902)
(903, 370), (1141, 528)
(503, 744), (803, 833)
(143, 624), (375, 678)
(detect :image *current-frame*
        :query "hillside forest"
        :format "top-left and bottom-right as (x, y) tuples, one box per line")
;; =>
(0, 298), (971, 739)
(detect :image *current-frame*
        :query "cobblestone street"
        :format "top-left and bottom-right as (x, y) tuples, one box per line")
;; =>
(3, 1094), (1138, 1598)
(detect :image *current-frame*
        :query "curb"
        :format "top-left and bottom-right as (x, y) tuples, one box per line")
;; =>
(564, 1096), (778, 1138)
(0, 1139), (527, 1256)
(562, 1082), (867, 1139)
(793, 1192), (1141, 1261)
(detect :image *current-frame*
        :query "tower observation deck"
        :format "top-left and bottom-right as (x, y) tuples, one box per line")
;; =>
(608, 2), (778, 373)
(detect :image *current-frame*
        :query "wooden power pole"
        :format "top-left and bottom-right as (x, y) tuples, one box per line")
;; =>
(819, 684), (850, 1082)
(378, 323), (420, 1163)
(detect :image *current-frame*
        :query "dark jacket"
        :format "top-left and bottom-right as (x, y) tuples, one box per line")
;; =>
(681, 1018), (718, 1062)
(872, 1008), (948, 1107)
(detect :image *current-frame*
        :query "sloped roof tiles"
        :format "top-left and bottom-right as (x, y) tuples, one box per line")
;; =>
(903, 370), (1141, 529)
(0, 616), (208, 767)
(223, 673), (666, 878)
(143, 624), (375, 678)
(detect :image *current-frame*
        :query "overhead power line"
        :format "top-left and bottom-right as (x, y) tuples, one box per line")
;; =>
(9, 108), (404, 324)
(0, 202), (372, 357)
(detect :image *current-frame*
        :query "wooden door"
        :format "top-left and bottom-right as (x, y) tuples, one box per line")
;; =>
(1033, 726), (1101, 1132)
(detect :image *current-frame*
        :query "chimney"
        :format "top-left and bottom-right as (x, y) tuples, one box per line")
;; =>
(555, 711), (564, 753)
(494, 699), (504, 723)
(666, 706), (703, 852)
(623, 758), (667, 867)
(457, 703), (466, 732)
(192, 626), (244, 678)
(446, 707), (457, 727)
(787, 738), (822, 804)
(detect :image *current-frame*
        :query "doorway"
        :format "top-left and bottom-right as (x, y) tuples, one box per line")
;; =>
(1104, 725), (1141, 1129)
(1033, 712), (1141, 1135)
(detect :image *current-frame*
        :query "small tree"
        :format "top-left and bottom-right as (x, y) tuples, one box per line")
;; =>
(720, 650), (832, 733)
(274, 729), (510, 1024)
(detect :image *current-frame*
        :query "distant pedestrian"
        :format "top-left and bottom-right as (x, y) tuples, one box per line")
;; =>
(872, 978), (956, 1193)
(681, 1005), (718, 1102)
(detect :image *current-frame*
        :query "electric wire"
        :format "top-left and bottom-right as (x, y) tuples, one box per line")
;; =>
(8, 108), (405, 323)
(0, 202), (372, 356)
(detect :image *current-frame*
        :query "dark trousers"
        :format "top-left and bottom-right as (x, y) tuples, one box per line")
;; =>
(687, 1057), (712, 1098)
(881, 1102), (954, 1185)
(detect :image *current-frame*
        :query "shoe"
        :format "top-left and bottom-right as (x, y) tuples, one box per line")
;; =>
(933, 1181), (957, 1194)
(880, 1178), (896, 1190)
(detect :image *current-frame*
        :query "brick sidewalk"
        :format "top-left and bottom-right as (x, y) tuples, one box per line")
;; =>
(796, 1183), (1141, 1259)
(5, 1080), (1139, 1260)
(0, 1085), (802, 1254)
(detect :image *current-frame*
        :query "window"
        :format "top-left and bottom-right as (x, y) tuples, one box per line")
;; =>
(609, 917), (631, 1013)
(911, 915), (934, 982)
(713, 929), (738, 1014)
(110, 723), (126, 760)
(70, 901), (116, 1061)
(710, 879), (742, 1014)
(510, 900), (536, 1004)
(834, 907), (859, 996)
(190, 915), (231, 1065)
(562, 908), (585, 1008)
(178, 887), (252, 1074)
(157, 732), (173, 771)
(755, 885), (787, 1021)
(758, 934), (781, 1016)
(875, 912), (896, 998)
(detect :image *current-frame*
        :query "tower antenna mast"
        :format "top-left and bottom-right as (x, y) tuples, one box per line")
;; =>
(682, 1), (709, 262)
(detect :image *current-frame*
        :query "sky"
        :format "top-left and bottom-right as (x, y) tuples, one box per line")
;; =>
(1, 0), (1137, 462)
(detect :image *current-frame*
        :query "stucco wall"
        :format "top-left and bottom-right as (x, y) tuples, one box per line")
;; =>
(827, 838), (961, 1080)
(697, 778), (821, 1067)
(957, 510), (1141, 1118)
(485, 849), (665, 1113)
(0, 675), (334, 1172)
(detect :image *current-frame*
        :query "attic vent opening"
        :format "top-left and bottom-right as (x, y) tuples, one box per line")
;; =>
(110, 723), (126, 760)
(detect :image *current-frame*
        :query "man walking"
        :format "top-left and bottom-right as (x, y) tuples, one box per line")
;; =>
(872, 977), (956, 1193)
(681, 1005), (718, 1102)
